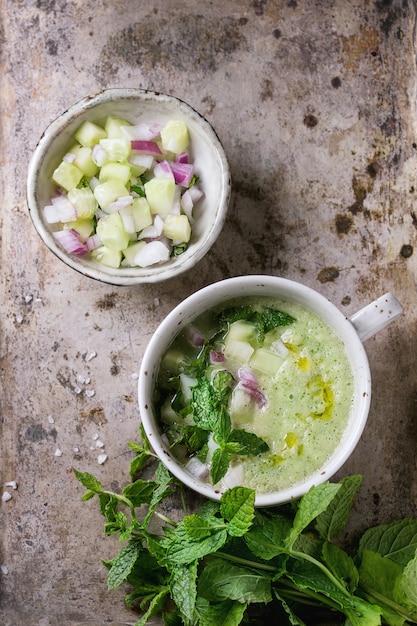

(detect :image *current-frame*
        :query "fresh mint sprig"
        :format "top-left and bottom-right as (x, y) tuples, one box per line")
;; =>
(74, 434), (417, 625)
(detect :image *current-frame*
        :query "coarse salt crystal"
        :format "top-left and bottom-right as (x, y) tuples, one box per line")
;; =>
(131, 372), (139, 380)
(74, 386), (82, 394)
(24, 295), (33, 303)
(154, 297), (160, 307)
(85, 377), (91, 384)
(16, 315), (23, 324)
(5, 481), (17, 490)
(92, 433), (99, 440)
(85, 389), (95, 398)
(73, 447), (80, 453)
(97, 453), (107, 465)
(76, 374), (86, 385)
(2, 491), (12, 502)
(85, 350), (97, 362)
(54, 449), (63, 457)
(1, 565), (8, 575)
(47, 415), (55, 424)
(95, 440), (104, 448)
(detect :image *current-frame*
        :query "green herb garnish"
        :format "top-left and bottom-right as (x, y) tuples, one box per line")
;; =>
(74, 444), (417, 625)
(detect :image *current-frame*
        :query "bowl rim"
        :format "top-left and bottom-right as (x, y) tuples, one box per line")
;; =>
(138, 275), (372, 507)
(27, 87), (231, 285)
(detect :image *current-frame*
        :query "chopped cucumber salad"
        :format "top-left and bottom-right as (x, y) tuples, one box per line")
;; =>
(44, 116), (204, 269)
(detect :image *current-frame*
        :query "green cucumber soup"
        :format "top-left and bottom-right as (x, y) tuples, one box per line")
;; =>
(154, 296), (355, 495)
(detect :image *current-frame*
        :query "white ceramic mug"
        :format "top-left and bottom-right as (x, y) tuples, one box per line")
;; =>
(138, 275), (402, 506)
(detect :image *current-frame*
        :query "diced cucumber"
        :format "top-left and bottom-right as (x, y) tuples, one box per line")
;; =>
(96, 212), (130, 251)
(73, 146), (99, 178)
(99, 162), (131, 185)
(67, 187), (98, 219)
(163, 214), (191, 243)
(121, 240), (146, 266)
(52, 160), (83, 191)
(224, 339), (254, 364)
(227, 321), (257, 344)
(131, 197), (153, 231)
(99, 137), (131, 162)
(91, 245), (122, 268)
(93, 180), (130, 210)
(250, 348), (284, 376)
(144, 177), (176, 215)
(104, 116), (131, 138)
(160, 347), (188, 374)
(64, 218), (95, 241)
(75, 120), (107, 148)
(160, 120), (190, 154)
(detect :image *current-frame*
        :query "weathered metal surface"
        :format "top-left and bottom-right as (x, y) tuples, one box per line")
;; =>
(1, 1), (417, 624)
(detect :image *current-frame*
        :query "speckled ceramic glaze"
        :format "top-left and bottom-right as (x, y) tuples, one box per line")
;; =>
(138, 275), (402, 507)
(27, 88), (231, 285)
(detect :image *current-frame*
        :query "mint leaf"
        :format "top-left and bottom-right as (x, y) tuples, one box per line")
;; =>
(220, 486), (255, 537)
(358, 518), (417, 568)
(322, 540), (359, 592)
(73, 469), (103, 493)
(164, 523), (228, 565)
(184, 514), (225, 540)
(210, 448), (231, 484)
(227, 429), (269, 455)
(315, 474), (362, 540)
(198, 558), (272, 603)
(399, 555), (417, 610)
(107, 542), (140, 589)
(133, 587), (169, 626)
(199, 600), (247, 626)
(359, 549), (402, 601)
(245, 515), (292, 560)
(122, 479), (156, 507)
(285, 482), (341, 548)
(169, 561), (198, 624)
(191, 376), (219, 430)
(141, 463), (173, 530)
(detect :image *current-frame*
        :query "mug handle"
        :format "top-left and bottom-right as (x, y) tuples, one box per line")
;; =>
(349, 293), (403, 342)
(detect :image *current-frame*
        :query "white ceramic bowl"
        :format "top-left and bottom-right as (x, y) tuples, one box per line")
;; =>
(27, 88), (231, 285)
(138, 275), (402, 507)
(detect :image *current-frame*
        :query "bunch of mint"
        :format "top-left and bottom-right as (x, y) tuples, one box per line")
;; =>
(74, 427), (417, 626)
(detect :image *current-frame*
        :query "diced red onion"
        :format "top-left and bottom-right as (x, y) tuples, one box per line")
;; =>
(176, 151), (189, 164)
(121, 122), (162, 141)
(44, 196), (77, 223)
(133, 240), (170, 267)
(238, 366), (258, 389)
(188, 186), (204, 203)
(237, 368), (267, 408)
(119, 211), (136, 235)
(107, 195), (134, 212)
(180, 190), (194, 220)
(85, 233), (102, 251)
(185, 456), (209, 480)
(129, 152), (154, 170)
(53, 229), (88, 256)
(138, 215), (164, 239)
(185, 325), (205, 347)
(169, 162), (194, 187)
(131, 140), (163, 156)
(89, 176), (100, 190)
(210, 350), (225, 363)
(92, 143), (107, 167)
(153, 160), (175, 179)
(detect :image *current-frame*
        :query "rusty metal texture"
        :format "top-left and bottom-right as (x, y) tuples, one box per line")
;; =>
(1, 1), (417, 624)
